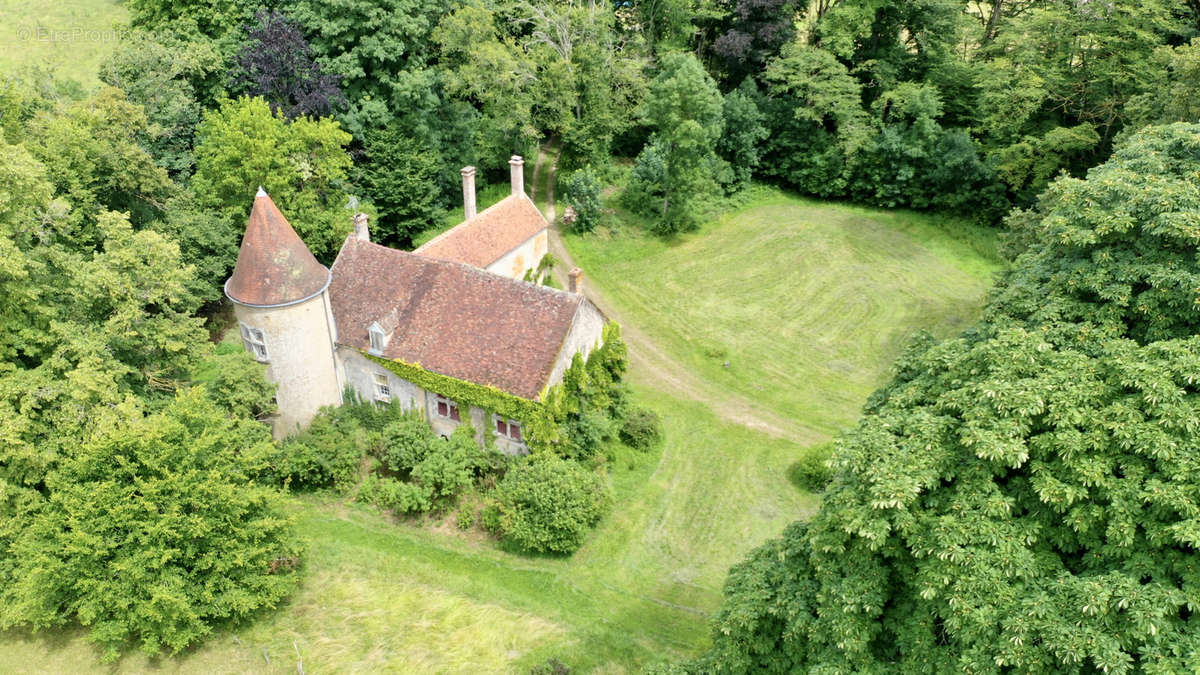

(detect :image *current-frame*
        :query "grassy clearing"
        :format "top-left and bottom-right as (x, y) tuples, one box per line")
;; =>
(566, 188), (1003, 437)
(0, 0), (126, 87)
(0, 189), (996, 672)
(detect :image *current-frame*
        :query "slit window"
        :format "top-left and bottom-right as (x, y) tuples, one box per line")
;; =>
(239, 322), (269, 362)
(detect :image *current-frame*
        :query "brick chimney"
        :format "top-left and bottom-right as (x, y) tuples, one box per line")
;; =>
(568, 267), (583, 295)
(461, 166), (477, 220)
(509, 155), (525, 196)
(353, 212), (370, 242)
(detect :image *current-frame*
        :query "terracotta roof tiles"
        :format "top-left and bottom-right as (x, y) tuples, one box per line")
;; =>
(225, 190), (330, 306)
(415, 193), (547, 268)
(329, 237), (581, 400)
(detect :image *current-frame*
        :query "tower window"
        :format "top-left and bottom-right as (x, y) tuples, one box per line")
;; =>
(374, 373), (391, 402)
(239, 322), (269, 363)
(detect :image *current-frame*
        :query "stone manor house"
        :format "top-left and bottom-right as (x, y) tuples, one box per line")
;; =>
(224, 156), (605, 452)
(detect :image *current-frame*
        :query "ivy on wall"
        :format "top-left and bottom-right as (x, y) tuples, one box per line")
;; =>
(362, 322), (627, 454)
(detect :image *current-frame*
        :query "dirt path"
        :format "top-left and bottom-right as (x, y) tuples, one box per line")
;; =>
(531, 144), (824, 445)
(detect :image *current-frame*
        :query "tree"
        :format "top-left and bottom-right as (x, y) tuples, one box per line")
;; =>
(1127, 40), (1200, 128)
(676, 123), (1200, 674)
(626, 53), (724, 234)
(355, 124), (442, 247)
(717, 80), (767, 192)
(710, 0), (798, 85)
(561, 166), (602, 232)
(191, 96), (359, 261)
(0, 389), (302, 662)
(235, 10), (346, 120)
(99, 30), (222, 175)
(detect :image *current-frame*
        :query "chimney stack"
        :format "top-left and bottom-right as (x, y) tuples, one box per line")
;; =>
(353, 212), (370, 242)
(461, 166), (477, 220)
(568, 267), (583, 295)
(509, 155), (525, 196)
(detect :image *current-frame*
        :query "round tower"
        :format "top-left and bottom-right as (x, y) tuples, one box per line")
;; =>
(225, 188), (342, 437)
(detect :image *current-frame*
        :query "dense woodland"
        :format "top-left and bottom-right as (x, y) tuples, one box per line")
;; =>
(1, 0), (1200, 669)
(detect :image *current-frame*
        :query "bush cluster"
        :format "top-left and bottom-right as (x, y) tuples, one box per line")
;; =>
(619, 406), (662, 450)
(483, 453), (613, 554)
(787, 443), (833, 492)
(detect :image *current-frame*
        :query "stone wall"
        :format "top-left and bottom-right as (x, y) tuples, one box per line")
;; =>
(546, 298), (606, 389)
(233, 291), (343, 438)
(485, 229), (549, 281)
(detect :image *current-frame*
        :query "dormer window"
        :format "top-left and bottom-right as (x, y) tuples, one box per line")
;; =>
(239, 322), (269, 362)
(368, 322), (386, 355)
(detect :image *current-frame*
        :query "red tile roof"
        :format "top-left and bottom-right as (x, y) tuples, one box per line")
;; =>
(329, 237), (582, 400)
(415, 193), (547, 268)
(225, 190), (330, 306)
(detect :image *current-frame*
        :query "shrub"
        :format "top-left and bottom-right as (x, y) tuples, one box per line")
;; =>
(530, 658), (572, 674)
(273, 409), (368, 490)
(376, 478), (434, 514)
(456, 507), (475, 530)
(412, 424), (482, 501)
(787, 443), (833, 492)
(489, 453), (612, 554)
(562, 167), (602, 232)
(619, 406), (662, 450)
(380, 411), (437, 473)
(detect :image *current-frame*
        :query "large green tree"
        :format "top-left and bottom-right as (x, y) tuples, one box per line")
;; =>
(624, 52), (724, 233)
(191, 96), (360, 261)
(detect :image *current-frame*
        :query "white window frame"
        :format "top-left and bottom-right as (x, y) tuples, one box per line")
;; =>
(373, 372), (391, 402)
(493, 414), (523, 442)
(239, 321), (269, 363)
(435, 394), (460, 422)
(368, 322), (386, 355)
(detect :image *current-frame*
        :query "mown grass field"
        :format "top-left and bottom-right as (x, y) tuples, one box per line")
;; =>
(0, 0), (126, 87)
(566, 190), (1002, 437)
(0, 189), (1000, 673)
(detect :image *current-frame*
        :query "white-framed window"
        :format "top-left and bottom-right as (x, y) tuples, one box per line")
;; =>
(373, 372), (391, 402)
(368, 322), (386, 355)
(494, 415), (522, 442)
(239, 322), (269, 362)
(435, 394), (460, 422)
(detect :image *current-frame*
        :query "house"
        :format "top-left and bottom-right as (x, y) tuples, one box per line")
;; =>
(224, 155), (605, 452)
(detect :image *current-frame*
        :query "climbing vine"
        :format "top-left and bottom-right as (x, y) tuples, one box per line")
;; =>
(362, 322), (628, 455)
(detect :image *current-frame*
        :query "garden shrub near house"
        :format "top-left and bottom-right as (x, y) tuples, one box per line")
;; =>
(484, 453), (613, 554)
(619, 406), (662, 450)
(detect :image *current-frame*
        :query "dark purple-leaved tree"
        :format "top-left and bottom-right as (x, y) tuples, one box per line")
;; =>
(712, 0), (798, 85)
(235, 10), (345, 119)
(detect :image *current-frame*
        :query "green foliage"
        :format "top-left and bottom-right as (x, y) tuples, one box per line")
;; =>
(716, 80), (767, 193)
(381, 411), (437, 473)
(191, 96), (359, 262)
(988, 124), (1200, 344)
(355, 124), (442, 246)
(411, 424), (483, 501)
(562, 166), (602, 232)
(191, 341), (277, 421)
(487, 453), (612, 555)
(686, 123), (1200, 673)
(275, 407), (370, 490)
(456, 506), (475, 530)
(359, 475), (435, 515)
(786, 443), (832, 492)
(98, 29), (222, 175)
(1128, 40), (1200, 128)
(627, 53), (724, 234)
(619, 406), (662, 450)
(0, 389), (301, 662)
(989, 123), (1101, 207)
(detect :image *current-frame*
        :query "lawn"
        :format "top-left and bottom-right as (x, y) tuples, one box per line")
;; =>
(566, 189), (1002, 436)
(0, 0), (127, 87)
(0, 190), (999, 673)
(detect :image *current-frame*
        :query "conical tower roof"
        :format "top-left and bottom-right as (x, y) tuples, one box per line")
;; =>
(224, 188), (331, 306)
